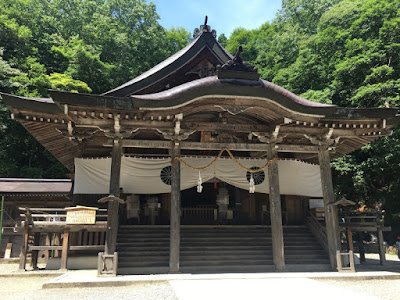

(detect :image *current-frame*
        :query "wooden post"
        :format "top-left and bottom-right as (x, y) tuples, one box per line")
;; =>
(30, 233), (40, 269)
(358, 232), (366, 263)
(318, 146), (340, 270)
(347, 227), (354, 252)
(377, 227), (386, 265)
(104, 138), (122, 271)
(54, 234), (60, 257)
(60, 227), (70, 270)
(19, 208), (31, 270)
(170, 140), (181, 273)
(19, 227), (29, 270)
(45, 233), (51, 258)
(267, 143), (285, 271)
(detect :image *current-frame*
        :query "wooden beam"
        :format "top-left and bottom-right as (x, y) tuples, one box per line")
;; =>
(170, 141), (181, 273)
(183, 122), (270, 132)
(109, 140), (320, 153)
(75, 118), (173, 129)
(267, 143), (285, 271)
(318, 146), (340, 270)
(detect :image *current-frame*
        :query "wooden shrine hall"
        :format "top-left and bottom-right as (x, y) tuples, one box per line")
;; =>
(1, 19), (399, 275)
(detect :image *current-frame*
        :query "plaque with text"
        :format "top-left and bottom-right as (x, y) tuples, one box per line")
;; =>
(66, 206), (98, 224)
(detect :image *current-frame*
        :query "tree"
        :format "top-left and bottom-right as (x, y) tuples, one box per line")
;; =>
(0, 0), (191, 178)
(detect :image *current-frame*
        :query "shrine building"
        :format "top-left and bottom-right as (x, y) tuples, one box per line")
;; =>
(1, 20), (399, 275)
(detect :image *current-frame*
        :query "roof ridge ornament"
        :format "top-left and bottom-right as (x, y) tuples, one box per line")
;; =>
(217, 46), (260, 80)
(193, 16), (217, 39)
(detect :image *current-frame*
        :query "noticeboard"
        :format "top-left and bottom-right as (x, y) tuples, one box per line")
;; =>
(66, 206), (98, 224)
(309, 198), (324, 209)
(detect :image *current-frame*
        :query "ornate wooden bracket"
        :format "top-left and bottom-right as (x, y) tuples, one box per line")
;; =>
(252, 125), (286, 144)
(101, 116), (140, 139)
(56, 121), (99, 143)
(157, 113), (195, 141)
(304, 128), (341, 148)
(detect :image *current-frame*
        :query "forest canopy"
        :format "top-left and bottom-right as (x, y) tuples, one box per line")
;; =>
(1, 0), (400, 239)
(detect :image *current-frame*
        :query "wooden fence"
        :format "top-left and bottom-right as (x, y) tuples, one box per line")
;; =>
(19, 207), (107, 270)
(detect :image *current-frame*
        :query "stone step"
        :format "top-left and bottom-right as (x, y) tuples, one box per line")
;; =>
(284, 264), (331, 272)
(118, 266), (169, 275)
(119, 254), (274, 262)
(118, 249), (275, 256)
(179, 265), (276, 273)
(180, 259), (274, 267)
(285, 259), (331, 265)
(117, 236), (275, 242)
(117, 225), (329, 274)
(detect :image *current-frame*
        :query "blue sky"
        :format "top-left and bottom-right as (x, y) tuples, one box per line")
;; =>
(149, 0), (282, 37)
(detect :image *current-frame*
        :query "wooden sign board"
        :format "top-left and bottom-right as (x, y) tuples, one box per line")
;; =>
(309, 198), (324, 209)
(66, 206), (98, 224)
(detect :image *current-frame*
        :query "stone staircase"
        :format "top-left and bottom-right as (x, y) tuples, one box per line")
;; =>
(283, 226), (331, 271)
(117, 225), (330, 275)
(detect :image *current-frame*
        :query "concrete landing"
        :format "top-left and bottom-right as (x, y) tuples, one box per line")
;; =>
(42, 270), (400, 289)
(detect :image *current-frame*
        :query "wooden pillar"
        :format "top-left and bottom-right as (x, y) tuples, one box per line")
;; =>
(104, 138), (122, 272)
(60, 227), (70, 270)
(377, 227), (386, 265)
(318, 146), (340, 270)
(267, 143), (285, 271)
(346, 227), (354, 252)
(170, 140), (181, 273)
(19, 208), (31, 270)
(19, 227), (29, 270)
(30, 233), (40, 269)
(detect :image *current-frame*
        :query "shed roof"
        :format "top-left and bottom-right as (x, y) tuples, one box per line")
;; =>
(0, 178), (72, 194)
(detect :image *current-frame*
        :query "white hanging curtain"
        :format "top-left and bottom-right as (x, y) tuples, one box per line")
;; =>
(74, 156), (322, 197)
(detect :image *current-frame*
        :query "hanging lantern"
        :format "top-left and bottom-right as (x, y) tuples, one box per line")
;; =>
(197, 171), (203, 193)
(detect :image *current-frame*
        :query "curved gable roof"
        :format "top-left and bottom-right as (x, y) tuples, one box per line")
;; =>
(103, 31), (232, 97)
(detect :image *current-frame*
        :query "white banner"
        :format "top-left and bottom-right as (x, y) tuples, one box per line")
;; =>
(74, 156), (322, 197)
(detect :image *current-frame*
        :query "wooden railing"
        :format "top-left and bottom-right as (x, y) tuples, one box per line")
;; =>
(18, 207), (107, 270)
(306, 211), (328, 252)
(339, 213), (383, 228)
(181, 206), (217, 223)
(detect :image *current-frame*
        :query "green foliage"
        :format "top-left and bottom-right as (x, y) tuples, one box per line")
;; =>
(0, 0), (190, 179)
(47, 73), (92, 93)
(224, 0), (400, 242)
(166, 27), (191, 54)
(217, 33), (228, 48)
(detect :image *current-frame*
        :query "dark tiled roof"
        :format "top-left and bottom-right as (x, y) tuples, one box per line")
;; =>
(102, 32), (232, 97)
(132, 76), (335, 108)
(0, 178), (72, 194)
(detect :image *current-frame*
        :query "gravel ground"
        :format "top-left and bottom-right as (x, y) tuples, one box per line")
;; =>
(1, 275), (400, 300)
(0, 276), (178, 300)
(315, 279), (400, 300)
(1, 254), (400, 300)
